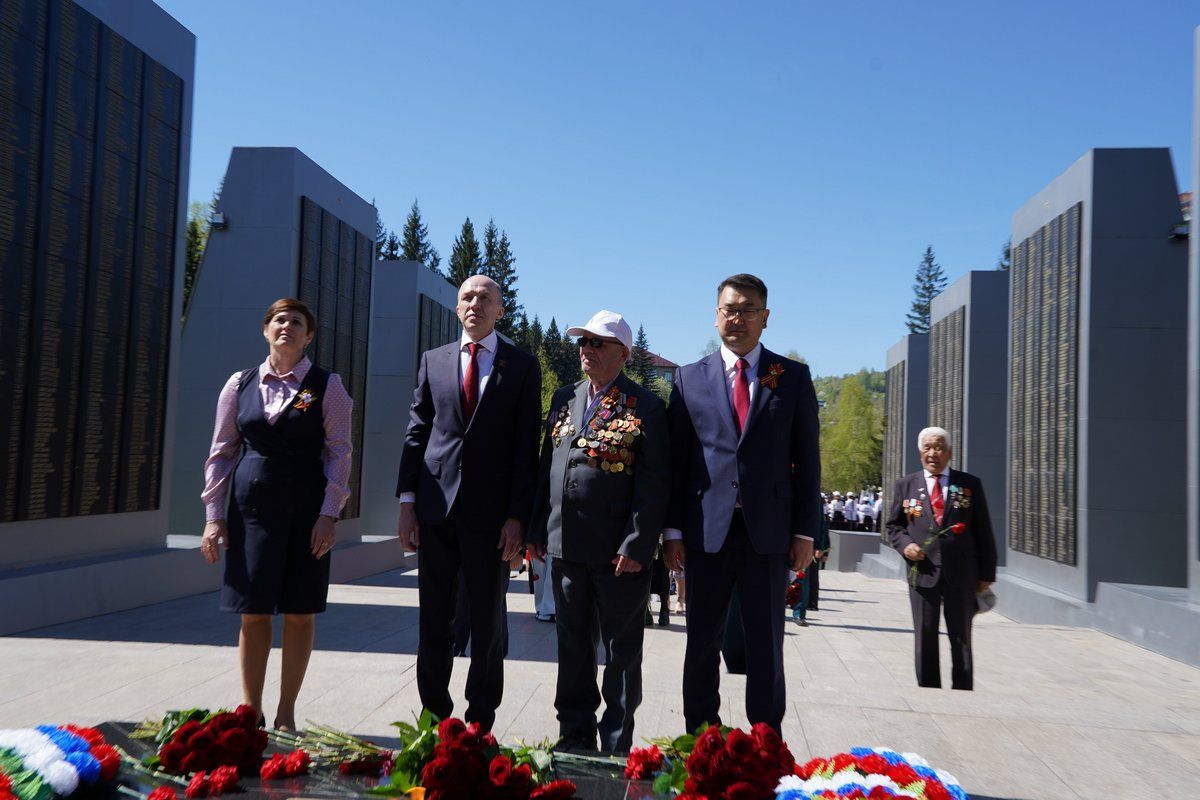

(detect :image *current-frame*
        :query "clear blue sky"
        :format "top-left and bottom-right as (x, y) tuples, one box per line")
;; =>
(158, 0), (1199, 377)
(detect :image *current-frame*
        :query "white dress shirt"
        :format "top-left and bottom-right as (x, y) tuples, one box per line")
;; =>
(663, 343), (811, 542)
(923, 468), (950, 499)
(844, 499), (859, 521)
(399, 329), (499, 506)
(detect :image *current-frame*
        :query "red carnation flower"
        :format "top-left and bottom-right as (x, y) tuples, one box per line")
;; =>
(93, 744), (121, 781)
(482, 732), (499, 748)
(209, 766), (239, 794)
(868, 787), (894, 800)
(687, 752), (713, 781)
(0, 775), (11, 793)
(489, 754), (513, 785)
(252, 729), (268, 753)
(724, 782), (759, 800)
(189, 730), (216, 753)
(208, 714), (237, 733)
(829, 752), (857, 772)
(857, 754), (890, 774)
(260, 755), (286, 780)
(173, 721), (203, 746)
(798, 757), (826, 779)
(924, 780), (952, 800)
(148, 788), (179, 800)
(185, 772), (209, 799)
(888, 764), (920, 786)
(217, 728), (248, 755)
(750, 723), (781, 751)
(843, 789), (867, 800)
(284, 750), (310, 775)
(180, 751), (210, 775)
(950, 522), (966, 534)
(530, 779), (577, 799)
(623, 745), (664, 779)
(694, 726), (724, 757)
(159, 742), (187, 773)
(437, 718), (466, 742)
(234, 705), (259, 729)
(725, 729), (755, 760)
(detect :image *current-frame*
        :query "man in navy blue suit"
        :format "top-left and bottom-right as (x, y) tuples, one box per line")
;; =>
(663, 273), (821, 733)
(396, 275), (541, 732)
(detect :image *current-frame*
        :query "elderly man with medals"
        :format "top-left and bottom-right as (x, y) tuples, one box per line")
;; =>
(528, 310), (671, 755)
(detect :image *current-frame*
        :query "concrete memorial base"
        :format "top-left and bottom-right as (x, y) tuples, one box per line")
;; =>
(826, 529), (882, 572)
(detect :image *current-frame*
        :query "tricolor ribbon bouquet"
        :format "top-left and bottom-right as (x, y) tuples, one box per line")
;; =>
(0, 725), (120, 800)
(777, 748), (968, 800)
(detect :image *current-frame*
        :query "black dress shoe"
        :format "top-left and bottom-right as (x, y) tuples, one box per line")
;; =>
(658, 613), (669, 626)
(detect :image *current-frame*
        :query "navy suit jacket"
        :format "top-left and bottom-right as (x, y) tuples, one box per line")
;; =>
(396, 337), (542, 532)
(665, 348), (821, 555)
(885, 469), (997, 589)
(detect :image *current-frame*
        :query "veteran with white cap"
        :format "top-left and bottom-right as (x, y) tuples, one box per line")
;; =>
(527, 309), (671, 754)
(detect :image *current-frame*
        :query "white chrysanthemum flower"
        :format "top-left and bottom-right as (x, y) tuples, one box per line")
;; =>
(935, 768), (961, 787)
(43, 760), (80, 795)
(803, 776), (835, 793)
(862, 774), (901, 791)
(901, 752), (929, 768)
(776, 775), (806, 791)
(25, 745), (65, 772)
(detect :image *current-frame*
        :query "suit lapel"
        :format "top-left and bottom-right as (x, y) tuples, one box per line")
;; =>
(442, 344), (465, 429)
(703, 351), (739, 441)
(571, 379), (591, 433)
(741, 348), (779, 440)
(466, 339), (508, 433)
(916, 472), (935, 534)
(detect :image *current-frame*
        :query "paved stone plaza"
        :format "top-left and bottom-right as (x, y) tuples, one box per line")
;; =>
(2, 565), (1198, 800)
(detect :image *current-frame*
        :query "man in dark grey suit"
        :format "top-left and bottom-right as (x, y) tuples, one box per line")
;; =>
(886, 426), (997, 690)
(396, 275), (541, 732)
(528, 310), (670, 755)
(663, 274), (821, 734)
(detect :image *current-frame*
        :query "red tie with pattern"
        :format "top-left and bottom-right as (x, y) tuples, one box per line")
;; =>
(733, 357), (750, 433)
(463, 342), (480, 421)
(930, 474), (945, 525)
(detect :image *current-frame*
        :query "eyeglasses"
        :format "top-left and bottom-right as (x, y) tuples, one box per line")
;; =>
(716, 306), (765, 320)
(576, 336), (614, 349)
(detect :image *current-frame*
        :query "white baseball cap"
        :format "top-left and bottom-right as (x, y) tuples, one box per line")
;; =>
(567, 310), (633, 351)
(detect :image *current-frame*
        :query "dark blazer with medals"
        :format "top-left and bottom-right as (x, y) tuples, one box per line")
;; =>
(528, 372), (670, 567)
(885, 469), (997, 589)
(397, 338), (541, 531)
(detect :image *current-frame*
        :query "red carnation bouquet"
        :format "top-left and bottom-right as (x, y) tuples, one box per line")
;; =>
(415, 719), (575, 800)
(136, 706), (267, 780)
(627, 723), (796, 798)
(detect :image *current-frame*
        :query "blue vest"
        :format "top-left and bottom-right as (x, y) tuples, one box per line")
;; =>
(231, 366), (330, 522)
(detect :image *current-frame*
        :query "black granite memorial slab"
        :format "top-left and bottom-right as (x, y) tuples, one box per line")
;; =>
(44, 187), (90, 264)
(51, 61), (97, 140)
(48, 122), (94, 200)
(138, 229), (175, 287)
(101, 88), (140, 161)
(300, 241), (320, 283)
(0, 94), (42, 178)
(141, 173), (178, 235)
(0, 165), (38, 246)
(335, 292), (352, 332)
(54, 0), (100, 77)
(103, 28), (143, 104)
(0, 310), (27, 521)
(0, 0), (47, 46)
(75, 444), (120, 515)
(320, 246), (338, 292)
(353, 300), (369, 342)
(34, 255), (86, 329)
(0, 239), (33, 314)
(334, 333), (351, 379)
(145, 116), (178, 180)
(146, 59), (181, 128)
(299, 278), (319, 311)
(0, 26), (46, 114)
(88, 267), (132, 338)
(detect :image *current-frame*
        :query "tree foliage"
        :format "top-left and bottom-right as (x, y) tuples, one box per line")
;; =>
(996, 238), (1011, 271)
(905, 246), (947, 334)
(447, 217), (481, 288)
(183, 199), (212, 317)
(819, 373), (882, 493)
(400, 200), (441, 273)
(628, 325), (655, 385)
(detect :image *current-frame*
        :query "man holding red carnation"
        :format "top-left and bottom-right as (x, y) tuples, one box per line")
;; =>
(886, 427), (997, 689)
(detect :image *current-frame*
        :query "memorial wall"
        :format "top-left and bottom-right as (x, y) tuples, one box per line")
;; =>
(297, 197), (372, 518)
(928, 306), (964, 468)
(882, 334), (928, 499)
(1008, 204), (1081, 565)
(0, 0), (184, 525)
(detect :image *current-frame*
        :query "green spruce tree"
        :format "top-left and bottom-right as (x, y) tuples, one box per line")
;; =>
(529, 315), (545, 353)
(996, 238), (1012, 271)
(382, 232), (401, 260)
(491, 231), (521, 338)
(447, 217), (481, 288)
(183, 200), (211, 316)
(400, 200), (442, 274)
(905, 246), (947, 334)
(628, 325), (655, 385)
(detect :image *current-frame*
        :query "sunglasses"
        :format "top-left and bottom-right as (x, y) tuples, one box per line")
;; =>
(576, 336), (614, 349)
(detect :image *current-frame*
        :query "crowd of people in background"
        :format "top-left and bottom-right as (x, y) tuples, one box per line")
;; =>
(823, 489), (883, 532)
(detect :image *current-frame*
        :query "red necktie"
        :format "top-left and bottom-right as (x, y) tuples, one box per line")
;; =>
(733, 357), (750, 433)
(930, 474), (944, 525)
(463, 342), (480, 421)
